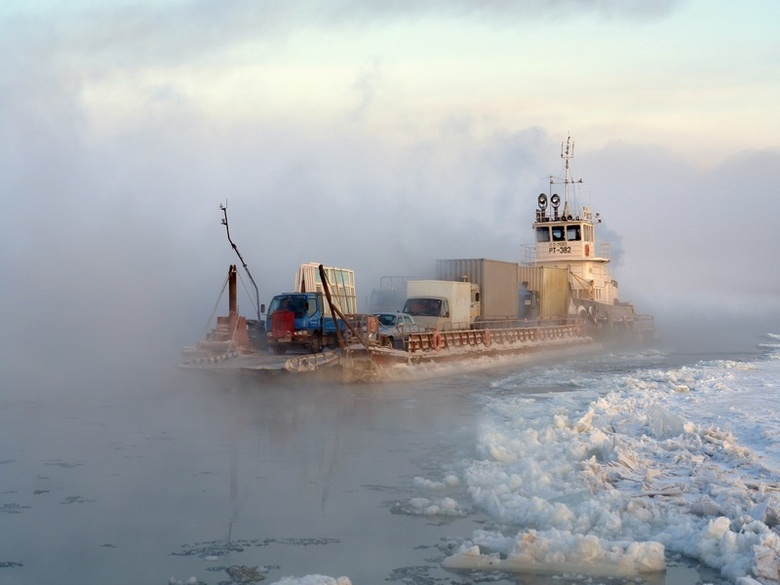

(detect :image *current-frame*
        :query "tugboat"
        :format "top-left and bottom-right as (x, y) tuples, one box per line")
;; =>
(528, 136), (654, 340)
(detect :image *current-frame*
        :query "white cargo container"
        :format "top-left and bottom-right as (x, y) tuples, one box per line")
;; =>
(402, 280), (480, 331)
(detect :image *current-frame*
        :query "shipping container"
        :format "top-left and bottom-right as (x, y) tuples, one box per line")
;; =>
(403, 279), (478, 330)
(435, 258), (521, 320)
(517, 265), (570, 319)
(435, 258), (571, 322)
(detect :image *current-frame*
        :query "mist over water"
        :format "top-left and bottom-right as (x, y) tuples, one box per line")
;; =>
(2, 292), (779, 583)
(2, 2), (780, 581)
(1, 361), (482, 584)
(649, 292), (780, 361)
(2, 117), (777, 580)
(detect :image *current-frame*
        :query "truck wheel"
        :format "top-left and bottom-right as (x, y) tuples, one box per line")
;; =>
(271, 344), (287, 355)
(381, 336), (394, 349)
(309, 334), (322, 354)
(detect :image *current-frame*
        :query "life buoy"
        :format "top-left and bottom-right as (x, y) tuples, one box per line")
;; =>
(484, 329), (491, 347)
(432, 331), (442, 351)
(585, 244), (590, 256)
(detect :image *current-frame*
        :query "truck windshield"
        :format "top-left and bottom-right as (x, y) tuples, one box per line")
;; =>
(269, 295), (309, 318)
(403, 298), (443, 317)
(377, 314), (397, 326)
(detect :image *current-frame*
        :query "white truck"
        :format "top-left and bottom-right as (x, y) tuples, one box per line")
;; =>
(402, 280), (480, 331)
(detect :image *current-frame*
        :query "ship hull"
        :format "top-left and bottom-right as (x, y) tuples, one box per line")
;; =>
(179, 322), (597, 383)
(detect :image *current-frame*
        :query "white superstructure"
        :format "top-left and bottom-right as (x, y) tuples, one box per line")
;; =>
(528, 137), (653, 336)
(532, 136), (618, 306)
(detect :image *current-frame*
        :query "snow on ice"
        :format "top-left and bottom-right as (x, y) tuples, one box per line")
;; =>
(410, 337), (780, 583)
(176, 338), (780, 585)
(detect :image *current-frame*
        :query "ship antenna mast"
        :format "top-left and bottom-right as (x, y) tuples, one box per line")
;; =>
(220, 201), (261, 322)
(549, 135), (582, 218)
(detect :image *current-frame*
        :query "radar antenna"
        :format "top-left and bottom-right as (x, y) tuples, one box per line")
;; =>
(220, 201), (261, 322)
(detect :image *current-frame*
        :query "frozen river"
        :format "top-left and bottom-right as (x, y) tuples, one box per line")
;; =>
(1, 360), (499, 584)
(2, 317), (779, 584)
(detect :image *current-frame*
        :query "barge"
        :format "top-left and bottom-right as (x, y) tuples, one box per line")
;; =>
(179, 137), (652, 382)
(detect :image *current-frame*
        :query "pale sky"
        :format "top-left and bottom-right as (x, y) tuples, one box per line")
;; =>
(1, 0), (779, 366)
(4, 0), (777, 161)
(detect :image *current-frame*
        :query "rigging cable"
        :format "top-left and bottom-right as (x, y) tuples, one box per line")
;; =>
(199, 273), (231, 342)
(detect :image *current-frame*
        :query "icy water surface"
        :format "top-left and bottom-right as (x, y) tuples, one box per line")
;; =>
(1, 324), (778, 584)
(1, 367), (490, 584)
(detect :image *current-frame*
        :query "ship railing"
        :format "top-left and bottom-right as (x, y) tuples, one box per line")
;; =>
(405, 319), (586, 353)
(633, 314), (655, 332)
(520, 244), (535, 264)
(474, 317), (571, 329)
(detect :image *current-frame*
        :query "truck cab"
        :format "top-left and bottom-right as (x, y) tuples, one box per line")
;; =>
(402, 280), (480, 331)
(266, 292), (336, 354)
(402, 296), (449, 331)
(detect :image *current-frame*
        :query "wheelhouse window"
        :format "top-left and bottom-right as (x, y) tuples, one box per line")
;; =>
(566, 224), (581, 241)
(551, 226), (565, 242)
(536, 227), (550, 242)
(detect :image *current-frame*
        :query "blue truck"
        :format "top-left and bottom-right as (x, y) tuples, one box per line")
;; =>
(265, 292), (349, 354)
